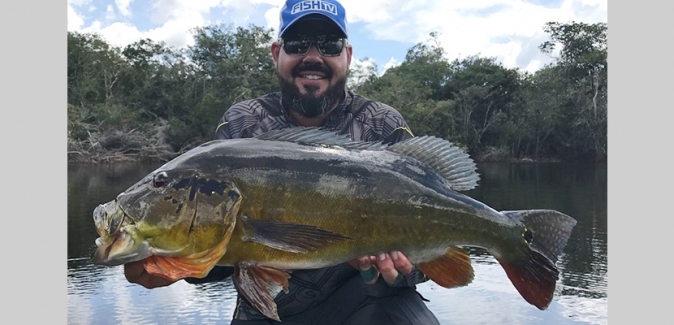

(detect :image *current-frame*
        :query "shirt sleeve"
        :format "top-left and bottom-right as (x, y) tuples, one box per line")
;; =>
(364, 101), (415, 144)
(214, 100), (265, 140)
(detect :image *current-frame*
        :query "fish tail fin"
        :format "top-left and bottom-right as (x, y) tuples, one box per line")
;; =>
(494, 209), (577, 310)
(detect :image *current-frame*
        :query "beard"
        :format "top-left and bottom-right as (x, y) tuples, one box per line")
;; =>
(278, 63), (347, 118)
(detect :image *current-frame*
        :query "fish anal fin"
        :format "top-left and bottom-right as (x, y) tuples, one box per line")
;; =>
(495, 249), (559, 310)
(417, 246), (474, 288)
(232, 262), (291, 322)
(241, 215), (352, 253)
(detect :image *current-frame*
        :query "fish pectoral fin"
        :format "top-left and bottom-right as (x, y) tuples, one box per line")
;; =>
(142, 225), (234, 282)
(241, 215), (352, 253)
(142, 255), (215, 282)
(416, 246), (474, 288)
(233, 262), (290, 322)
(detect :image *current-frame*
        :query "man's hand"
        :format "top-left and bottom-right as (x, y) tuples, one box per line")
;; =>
(349, 251), (414, 286)
(124, 260), (177, 289)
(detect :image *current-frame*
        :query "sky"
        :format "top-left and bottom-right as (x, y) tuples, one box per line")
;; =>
(67, 0), (607, 75)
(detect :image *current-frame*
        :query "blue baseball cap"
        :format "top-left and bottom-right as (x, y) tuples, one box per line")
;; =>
(278, 0), (348, 38)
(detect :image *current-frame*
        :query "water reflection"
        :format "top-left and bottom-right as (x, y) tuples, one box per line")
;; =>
(67, 162), (607, 325)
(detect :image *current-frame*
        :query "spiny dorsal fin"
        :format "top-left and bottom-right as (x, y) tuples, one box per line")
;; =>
(256, 127), (387, 150)
(257, 127), (480, 191)
(386, 136), (480, 191)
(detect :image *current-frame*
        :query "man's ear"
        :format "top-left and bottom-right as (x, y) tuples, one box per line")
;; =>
(271, 41), (281, 66)
(346, 44), (353, 67)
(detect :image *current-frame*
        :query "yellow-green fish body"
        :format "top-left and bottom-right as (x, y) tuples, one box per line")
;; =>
(91, 128), (576, 321)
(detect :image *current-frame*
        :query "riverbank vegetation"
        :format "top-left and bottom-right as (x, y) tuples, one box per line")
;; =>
(67, 21), (606, 163)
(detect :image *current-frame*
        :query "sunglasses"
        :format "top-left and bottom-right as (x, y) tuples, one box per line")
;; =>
(279, 35), (348, 57)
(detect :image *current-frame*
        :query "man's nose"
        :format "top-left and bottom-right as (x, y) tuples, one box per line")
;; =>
(302, 44), (324, 64)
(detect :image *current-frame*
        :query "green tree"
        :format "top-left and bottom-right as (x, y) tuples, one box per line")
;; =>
(539, 21), (607, 160)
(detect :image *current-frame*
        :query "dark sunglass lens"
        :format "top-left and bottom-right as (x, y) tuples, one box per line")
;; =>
(284, 39), (312, 55)
(318, 39), (344, 55)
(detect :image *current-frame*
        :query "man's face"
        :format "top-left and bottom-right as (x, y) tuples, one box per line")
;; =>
(271, 19), (352, 118)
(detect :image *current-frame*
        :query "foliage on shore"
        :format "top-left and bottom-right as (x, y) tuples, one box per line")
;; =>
(67, 21), (607, 163)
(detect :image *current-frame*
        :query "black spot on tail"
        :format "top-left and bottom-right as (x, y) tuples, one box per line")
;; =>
(501, 209), (577, 263)
(523, 228), (534, 244)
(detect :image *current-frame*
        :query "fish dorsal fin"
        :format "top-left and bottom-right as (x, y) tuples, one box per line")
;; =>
(257, 127), (480, 191)
(256, 127), (387, 150)
(386, 136), (480, 191)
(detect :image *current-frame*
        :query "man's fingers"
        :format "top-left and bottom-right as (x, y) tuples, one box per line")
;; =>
(123, 260), (175, 289)
(390, 251), (414, 275)
(354, 251), (414, 286)
(357, 255), (379, 284)
(374, 252), (402, 286)
(124, 261), (146, 283)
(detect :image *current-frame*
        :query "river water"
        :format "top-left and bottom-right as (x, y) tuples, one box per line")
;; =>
(67, 161), (607, 325)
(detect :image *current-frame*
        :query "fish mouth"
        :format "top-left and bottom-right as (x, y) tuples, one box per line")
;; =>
(90, 201), (153, 266)
(90, 230), (153, 266)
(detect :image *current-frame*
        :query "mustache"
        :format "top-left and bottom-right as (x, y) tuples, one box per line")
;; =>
(293, 63), (332, 78)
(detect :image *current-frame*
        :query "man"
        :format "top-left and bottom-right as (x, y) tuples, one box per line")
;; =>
(124, 1), (441, 324)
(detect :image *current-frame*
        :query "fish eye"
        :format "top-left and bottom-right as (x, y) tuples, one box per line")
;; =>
(153, 171), (169, 188)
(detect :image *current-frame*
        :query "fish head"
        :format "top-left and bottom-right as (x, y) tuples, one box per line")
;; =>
(91, 166), (242, 271)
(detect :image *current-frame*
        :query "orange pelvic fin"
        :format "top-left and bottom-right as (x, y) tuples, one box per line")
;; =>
(232, 262), (291, 322)
(417, 246), (474, 288)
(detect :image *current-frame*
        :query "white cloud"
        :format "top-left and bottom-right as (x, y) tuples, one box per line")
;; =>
(115, 0), (134, 18)
(105, 5), (116, 21)
(68, 0), (94, 31)
(264, 6), (283, 37)
(68, 0), (92, 6)
(68, 0), (606, 72)
(68, 4), (86, 31)
(73, 0), (225, 49)
(85, 21), (144, 47)
(335, 0), (607, 72)
(382, 57), (400, 74)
